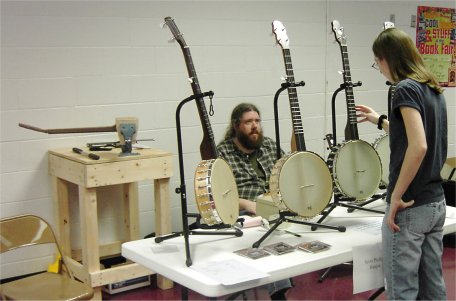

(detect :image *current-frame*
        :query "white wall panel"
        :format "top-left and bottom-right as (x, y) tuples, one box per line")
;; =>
(1, 0), (454, 279)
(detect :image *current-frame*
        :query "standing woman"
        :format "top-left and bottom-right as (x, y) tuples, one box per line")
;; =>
(356, 28), (448, 300)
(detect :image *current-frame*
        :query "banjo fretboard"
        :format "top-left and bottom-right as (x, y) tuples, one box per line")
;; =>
(283, 49), (307, 151)
(332, 20), (359, 141)
(273, 20), (307, 152)
(164, 16), (217, 160)
(339, 45), (359, 140)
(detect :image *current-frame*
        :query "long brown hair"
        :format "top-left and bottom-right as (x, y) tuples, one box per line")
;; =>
(222, 103), (260, 141)
(372, 28), (443, 94)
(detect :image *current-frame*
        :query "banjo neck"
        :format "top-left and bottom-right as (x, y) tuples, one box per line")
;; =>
(282, 48), (307, 151)
(384, 22), (396, 118)
(387, 82), (396, 117)
(164, 17), (217, 160)
(331, 20), (359, 141)
(339, 45), (359, 140)
(273, 20), (307, 152)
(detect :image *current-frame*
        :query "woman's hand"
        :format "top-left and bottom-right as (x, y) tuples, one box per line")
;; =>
(387, 197), (415, 232)
(356, 105), (380, 125)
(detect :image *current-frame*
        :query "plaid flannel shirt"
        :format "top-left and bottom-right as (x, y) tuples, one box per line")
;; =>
(217, 137), (284, 201)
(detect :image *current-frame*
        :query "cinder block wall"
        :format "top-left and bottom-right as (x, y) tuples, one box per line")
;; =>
(1, 0), (454, 278)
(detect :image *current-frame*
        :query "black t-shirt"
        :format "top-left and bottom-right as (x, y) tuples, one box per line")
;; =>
(387, 78), (447, 206)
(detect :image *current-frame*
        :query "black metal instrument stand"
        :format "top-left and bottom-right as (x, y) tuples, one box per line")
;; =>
(253, 210), (345, 248)
(315, 82), (384, 229)
(250, 82), (346, 247)
(154, 91), (242, 267)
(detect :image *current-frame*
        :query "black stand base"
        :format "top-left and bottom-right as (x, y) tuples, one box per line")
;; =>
(346, 192), (386, 213)
(252, 211), (346, 248)
(154, 91), (243, 267)
(155, 224), (243, 242)
(313, 194), (385, 231)
(155, 215), (243, 267)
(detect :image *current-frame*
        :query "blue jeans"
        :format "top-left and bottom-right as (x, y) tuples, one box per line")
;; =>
(382, 199), (446, 300)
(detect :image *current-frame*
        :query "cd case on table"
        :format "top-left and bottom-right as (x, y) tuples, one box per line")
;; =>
(296, 240), (331, 253)
(233, 247), (271, 259)
(263, 242), (295, 255)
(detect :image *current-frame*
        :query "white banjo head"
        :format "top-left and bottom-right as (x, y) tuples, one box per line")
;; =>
(373, 133), (390, 185)
(332, 140), (382, 201)
(270, 151), (333, 218)
(194, 158), (239, 225)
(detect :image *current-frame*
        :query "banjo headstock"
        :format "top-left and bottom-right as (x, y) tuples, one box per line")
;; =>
(331, 20), (347, 46)
(383, 21), (395, 30)
(272, 20), (290, 50)
(164, 16), (187, 48)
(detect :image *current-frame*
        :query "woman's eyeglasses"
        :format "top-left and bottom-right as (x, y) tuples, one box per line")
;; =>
(372, 61), (379, 70)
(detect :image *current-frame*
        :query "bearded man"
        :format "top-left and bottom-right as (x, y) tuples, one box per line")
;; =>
(217, 103), (291, 300)
(217, 103), (284, 216)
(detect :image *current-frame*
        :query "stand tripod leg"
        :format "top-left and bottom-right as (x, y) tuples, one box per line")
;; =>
(347, 193), (386, 213)
(181, 285), (189, 301)
(290, 218), (345, 232)
(311, 203), (337, 231)
(191, 228), (243, 237)
(340, 202), (384, 214)
(318, 266), (333, 283)
(368, 287), (385, 300)
(252, 217), (284, 248)
(155, 232), (181, 243)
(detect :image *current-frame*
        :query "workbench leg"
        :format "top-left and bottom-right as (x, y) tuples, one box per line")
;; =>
(154, 178), (174, 290)
(52, 177), (72, 258)
(154, 178), (171, 236)
(123, 183), (140, 240)
(78, 186), (101, 300)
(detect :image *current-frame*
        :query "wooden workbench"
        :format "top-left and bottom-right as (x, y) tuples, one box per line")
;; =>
(48, 147), (174, 299)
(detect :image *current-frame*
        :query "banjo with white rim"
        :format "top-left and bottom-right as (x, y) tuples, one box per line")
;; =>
(164, 17), (239, 226)
(328, 20), (382, 201)
(269, 20), (333, 218)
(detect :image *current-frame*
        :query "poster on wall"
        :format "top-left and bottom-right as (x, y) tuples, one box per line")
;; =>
(416, 6), (456, 87)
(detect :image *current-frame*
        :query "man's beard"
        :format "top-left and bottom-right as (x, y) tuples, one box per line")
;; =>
(236, 129), (264, 150)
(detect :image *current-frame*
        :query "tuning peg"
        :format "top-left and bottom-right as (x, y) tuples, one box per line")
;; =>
(168, 36), (176, 43)
(188, 77), (194, 83)
(280, 76), (288, 81)
(159, 22), (166, 29)
(337, 70), (344, 75)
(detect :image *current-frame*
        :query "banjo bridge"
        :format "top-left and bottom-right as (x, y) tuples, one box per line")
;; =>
(300, 184), (315, 189)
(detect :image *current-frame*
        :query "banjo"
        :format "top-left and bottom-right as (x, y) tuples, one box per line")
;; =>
(373, 21), (395, 188)
(328, 20), (382, 201)
(164, 17), (239, 226)
(269, 20), (333, 218)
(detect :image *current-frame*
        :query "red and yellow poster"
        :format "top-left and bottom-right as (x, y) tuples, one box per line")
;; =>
(416, 6), (456, 87)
